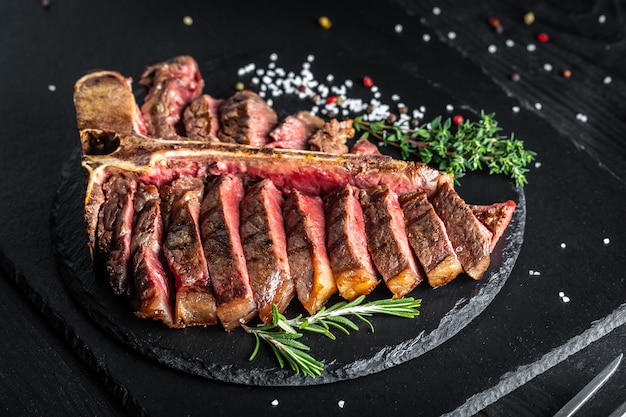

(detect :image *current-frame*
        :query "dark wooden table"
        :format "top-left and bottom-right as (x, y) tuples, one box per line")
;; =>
(1, 1), (625, 416)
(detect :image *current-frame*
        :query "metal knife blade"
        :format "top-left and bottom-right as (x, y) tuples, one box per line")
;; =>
(553, 353), (623, 417)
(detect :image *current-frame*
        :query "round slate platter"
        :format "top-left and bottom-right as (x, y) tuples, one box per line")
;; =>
(51, 147), (525, 387)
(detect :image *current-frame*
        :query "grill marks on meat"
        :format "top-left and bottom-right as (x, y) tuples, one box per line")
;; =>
(183, 94), (225, 141)
(239, 179), (294, 323)
(324, 185), (379, 300)
(200, 175), (257, 330)
(360, 186), (423, 298)
(97, 173), (137, 296)
(140, 56), (205, 138)
(218, 90), (278, 146)
(130, 183), (174, 325)
(284, 190), (336, 315)
(399, 190), (462, 288)
(162, 175), (217, 327)
(431, 183), (493, 280)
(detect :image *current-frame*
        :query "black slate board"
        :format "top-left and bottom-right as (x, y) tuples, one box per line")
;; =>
(51, 147), (525, 386)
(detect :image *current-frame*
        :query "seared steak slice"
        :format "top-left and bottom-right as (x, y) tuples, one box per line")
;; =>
(350, 137), (382, 155)
(284, 190), (337, 314)
(399, 190), (462, 288)
(431, 183), (493, 280)
(360, 186), (423, 298)
(308, 118), (354, 154)
(97, 172), (137, 296)
(266, 111), (324, 150)
(218, 90), (278, 146)
(74, 71), (147, 136)
(470, 200), (517, 251)
(162, 175), (217, 327)
(130, 183), (174, 326)
(200, 174), (257, 330)
(239, 179), (294, 323)
(183, 94), (225, 141)
(324, 184), (379, 300)
(139, 55), (205, 138)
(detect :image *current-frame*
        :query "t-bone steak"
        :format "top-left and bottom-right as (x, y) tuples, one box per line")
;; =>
(73, 55), (517, 330)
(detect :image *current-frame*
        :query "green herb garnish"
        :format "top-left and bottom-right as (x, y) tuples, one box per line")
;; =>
(242, 295), (422, 377)
(353, 111), (536, 187)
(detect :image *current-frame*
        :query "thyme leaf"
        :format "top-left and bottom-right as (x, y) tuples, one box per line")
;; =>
(242, 296), (422, 377)
(353, 111), (536, 187)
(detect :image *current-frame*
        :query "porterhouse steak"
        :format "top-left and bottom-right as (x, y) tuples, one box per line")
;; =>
(74, 56), (516, 330)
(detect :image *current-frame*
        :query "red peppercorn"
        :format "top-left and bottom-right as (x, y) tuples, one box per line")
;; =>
(537, 32), (549, 42)
(453, 115), (464, 125)
(362, 76), (374, 88)
(488, 17), (500, 28)
(326, 95), (337, 104)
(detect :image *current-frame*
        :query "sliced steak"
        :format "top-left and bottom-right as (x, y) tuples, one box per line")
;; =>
(431, 183), (493, 280)
(470, 200), (517, 251)
(162, 175), (217, 327)
(239, 179), (294, 323)
(324, 184), (379, 300)
(183, 94), (225, 141)
(350, 137), (382, 155)
(284, 190), (336, 314)
(139, 55), (205, 138)
(308, 118), (354, 154)
(266, 111), (324, 150)
(130, 183), (174, 326)
(200, 174), (257, 330)
(360, 186), (423, 298)
(96, 172), (137, 296)
(399, 190), (462, 288)
(218, 90), (278, 146)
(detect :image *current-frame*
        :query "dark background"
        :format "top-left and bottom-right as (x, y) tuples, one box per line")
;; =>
(1, 0), (625, 416)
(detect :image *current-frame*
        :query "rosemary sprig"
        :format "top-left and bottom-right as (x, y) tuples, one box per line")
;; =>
(242, 296), (422, 377)
(353, 111), (536, 187)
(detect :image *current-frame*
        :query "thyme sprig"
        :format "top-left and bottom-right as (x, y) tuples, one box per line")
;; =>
(242, 296), (422, 377)
(353, 111), (536, 187)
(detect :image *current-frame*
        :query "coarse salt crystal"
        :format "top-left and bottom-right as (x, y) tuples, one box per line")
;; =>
(534, 161), (541, 168)
(432, 7), (441, 15)
(48, 84), (56, 92)
(423, 33), (431, 42)
(544, 63), (553, 71)
(562, 296), (570, 303)
(527, 43), (537, 52)
(576, 113), (588, 123)
(599, 15), (607, 23)
(271, 399), (279, 406)
(560, 242), (566, 248)
(445, 104), (454, 112)
(394, 24), (403, 33)
(505, 39), (515, 47)
(338, 400), (345, 408)
(391, 94), (401, 101)
(534, 102), (542, 110)
(559, 291), (565, 297)
(488, 44), (497, 54)
(603, 76), (612, 84)
(512, 106), (520, 113)
(448, 31), (457, 40)
(269, 52), (278, 61)
(603, 237), (610, 245)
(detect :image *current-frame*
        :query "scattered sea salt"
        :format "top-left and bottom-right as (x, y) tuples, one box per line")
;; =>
(599, 15), (607, 24)
(394, 24), (403, 33)
(560, 242), (566, 248)
(576, 113), (588, 123)
(487, 44), (497, 54)
(603, 237), (610, 245)
(562, 296), (570, 303)
(603, 76), (612, 84)
(271, 399), (279, 406)
(559, 291), (565, 297)
(528, 269), (541, 276)
(505, 39), (515, 47)
(534, 102), (542, 110)
(447, 31), (457, 40)
(527, 43), (537, 52)
(338, 400), (345, 408)
(512, 106), (520, 113)
(422, 33), (431, 42)
(48, 84), (56, 92)
(446, 104), (454, 112)
(543, 63), (553, 72)
(432, 7), (441, 15)
(534, 161), (541, 168)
